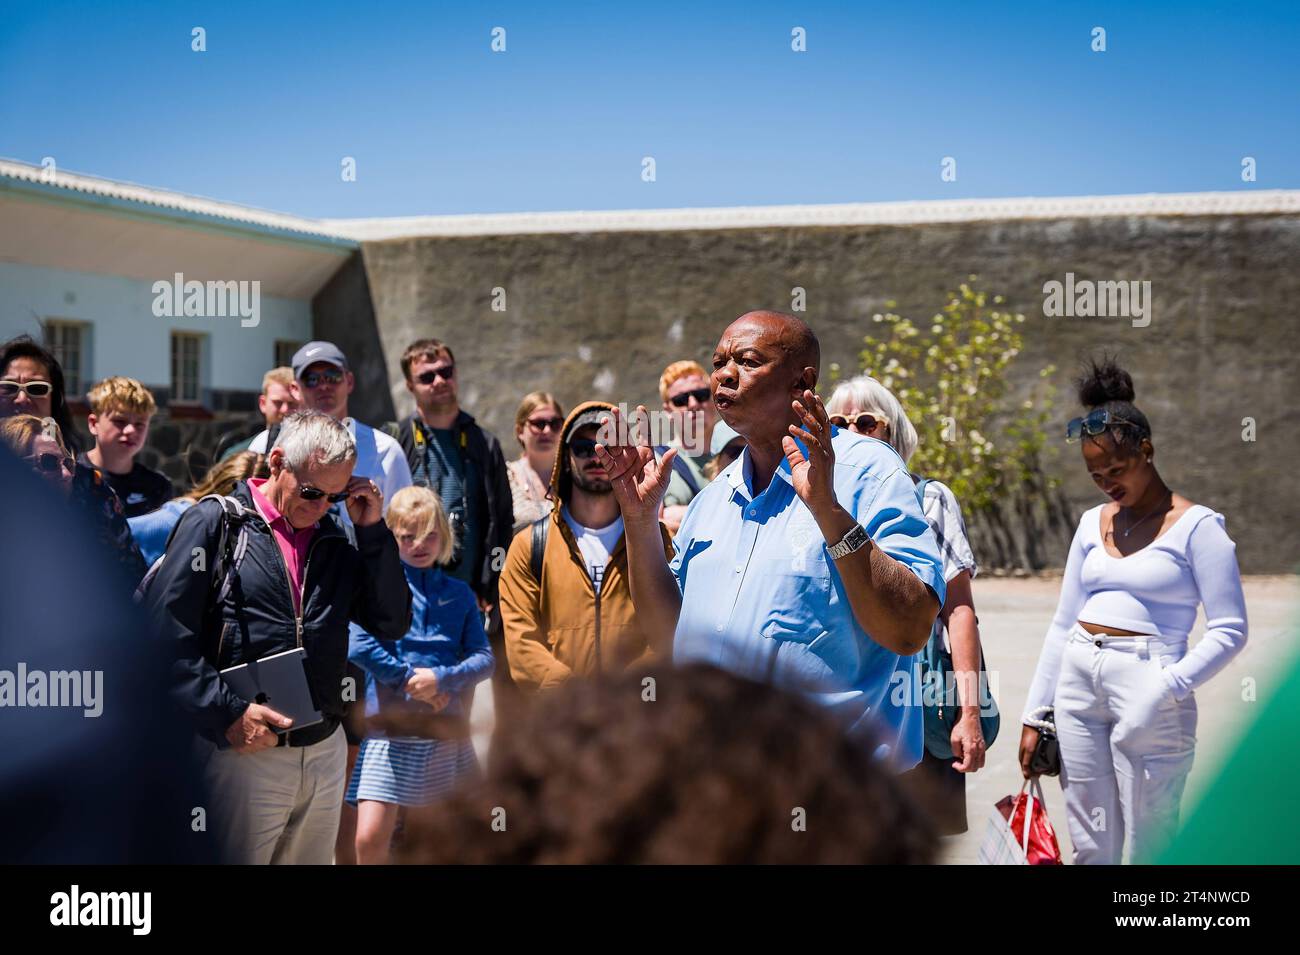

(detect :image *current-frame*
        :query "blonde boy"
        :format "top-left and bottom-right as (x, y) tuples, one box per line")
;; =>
(79, 376), (173, 518)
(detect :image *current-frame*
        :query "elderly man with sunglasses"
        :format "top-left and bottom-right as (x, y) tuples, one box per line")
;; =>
(146, 410), (411, 864)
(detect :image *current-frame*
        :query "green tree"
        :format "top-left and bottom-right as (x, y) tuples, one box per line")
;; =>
(832, 277), (1063, 569)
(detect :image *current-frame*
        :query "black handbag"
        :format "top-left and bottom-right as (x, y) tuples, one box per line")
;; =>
(1025, 707), (1061, 777)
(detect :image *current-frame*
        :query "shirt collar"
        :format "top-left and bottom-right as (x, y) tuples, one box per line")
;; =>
(727, 439), (804, 500)
(248, 477), (316, 533)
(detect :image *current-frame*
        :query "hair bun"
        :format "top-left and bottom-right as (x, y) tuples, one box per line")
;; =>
(1076, 355), (1135, 407)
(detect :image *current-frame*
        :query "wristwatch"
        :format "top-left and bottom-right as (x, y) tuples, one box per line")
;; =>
(827, 524), (870, 560)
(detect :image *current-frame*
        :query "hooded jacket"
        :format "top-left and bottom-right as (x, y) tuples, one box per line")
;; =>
(498, 401), (674, 692)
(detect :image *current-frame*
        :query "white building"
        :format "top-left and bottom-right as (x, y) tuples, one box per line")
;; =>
(0, 158), (356, 419)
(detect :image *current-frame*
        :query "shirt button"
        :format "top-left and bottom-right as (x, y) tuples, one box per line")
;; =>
(1094, 639), (1103, 648)
(748, 509), (756, 517)
(715, 624), (724, 632)
(734, 565), (742, 573)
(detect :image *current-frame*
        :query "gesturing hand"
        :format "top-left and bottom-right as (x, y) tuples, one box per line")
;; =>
(784, 389), (837, 515)
(345, 475), (384, 527)
(593, 404), (676, 525)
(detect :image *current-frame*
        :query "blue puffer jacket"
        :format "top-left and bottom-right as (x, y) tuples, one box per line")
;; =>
(348, 563), (494, 727)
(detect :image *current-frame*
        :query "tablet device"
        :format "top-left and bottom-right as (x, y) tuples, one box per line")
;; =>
(219, 647), (323, 733)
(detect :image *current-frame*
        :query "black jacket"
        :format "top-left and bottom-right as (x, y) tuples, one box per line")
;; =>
(145, 481), (412, 747)
(392, 410), (514, 601)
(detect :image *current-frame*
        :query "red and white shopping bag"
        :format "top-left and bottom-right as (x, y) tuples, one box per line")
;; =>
(978, 778), (1064, 865)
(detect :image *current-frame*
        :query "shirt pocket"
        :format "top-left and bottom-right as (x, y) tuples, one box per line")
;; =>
(755, 552), (831, 641)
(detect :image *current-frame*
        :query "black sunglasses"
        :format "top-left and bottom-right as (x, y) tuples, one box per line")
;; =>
(297, 483), (350, 503)
(569, 438), (599, 459)
(669, 387), (712, 408)
(301, 368), (345, 389)
(416, 365), (455, 384)
(830, 412), (883, 434)
(1066, 408), (1136, 443)
(527, 416), (564, 433)
(26, 452), (75, 474)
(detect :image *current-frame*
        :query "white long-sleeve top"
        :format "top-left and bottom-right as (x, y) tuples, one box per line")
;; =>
(1023, 503), (1247, 722)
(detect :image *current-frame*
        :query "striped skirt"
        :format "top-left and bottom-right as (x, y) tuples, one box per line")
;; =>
(345, 736), (480, 807)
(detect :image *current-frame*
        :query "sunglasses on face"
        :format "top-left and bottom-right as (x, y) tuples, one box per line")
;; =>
(1066, 408), (1136, 443)
(415, 365), (455, 384)
(300, 369), (345, 389)
(0, 379), (54, 399)
(830, 412), (883, 434)
(569, 438), (599, 459)
(527, 416), (564, 433)
(669, 387), (712, 408)
(26, 452), (75, 475)
(297, 483), (350, 503)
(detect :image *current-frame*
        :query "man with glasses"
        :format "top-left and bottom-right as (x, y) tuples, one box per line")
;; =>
(248, 342), (411, 523)
(390, 338), (513, 612)
(658, 360), (719, 534)
(499, 401), (673, 693)
(145, 410), (411, 864)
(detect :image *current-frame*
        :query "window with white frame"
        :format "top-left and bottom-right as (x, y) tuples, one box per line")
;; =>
(44, 320), (90, 398)
(171, 332), (204, 404)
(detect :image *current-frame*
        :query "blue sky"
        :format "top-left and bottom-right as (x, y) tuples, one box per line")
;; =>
(1, 0), (1296, 218)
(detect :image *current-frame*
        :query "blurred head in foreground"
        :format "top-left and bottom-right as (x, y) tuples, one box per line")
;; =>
(396, 664), (937, 864)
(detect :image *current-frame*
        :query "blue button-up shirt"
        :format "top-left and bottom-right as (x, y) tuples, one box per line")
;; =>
(670, 428), (945, 769)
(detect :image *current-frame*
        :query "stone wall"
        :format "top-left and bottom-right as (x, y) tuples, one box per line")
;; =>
(313, 212), (1300, 573)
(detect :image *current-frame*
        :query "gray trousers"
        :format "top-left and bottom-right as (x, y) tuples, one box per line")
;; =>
(199, 725), (347, 864)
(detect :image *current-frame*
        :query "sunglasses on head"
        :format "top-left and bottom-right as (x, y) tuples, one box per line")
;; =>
(569, 438), (599, 459)
(415, 365), (455, 385)
(300, 368), (345, 389)
(297, 483), (350, 503)
(830, 412), (883, 433)
(1066, 408), (1136, 443)
(527, 416), (564, 433)
(0, 379), (54, 399)
(26, 451), (75, 475)
(669, 387), (712, 408)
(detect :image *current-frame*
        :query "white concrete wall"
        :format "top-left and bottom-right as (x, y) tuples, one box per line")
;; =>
(0, 262), (313, 393)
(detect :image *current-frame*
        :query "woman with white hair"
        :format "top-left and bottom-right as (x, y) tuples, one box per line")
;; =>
(826, 375), (990, 834)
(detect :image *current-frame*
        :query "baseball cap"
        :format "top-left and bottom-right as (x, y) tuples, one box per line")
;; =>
(563, 404), (616, 445)
(710, 420), (743, 456)
(291, 341), (349, 380)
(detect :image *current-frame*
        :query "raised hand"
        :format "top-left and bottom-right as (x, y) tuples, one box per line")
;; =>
(593, 404), (677, 525)
(784, 389), (837, 515)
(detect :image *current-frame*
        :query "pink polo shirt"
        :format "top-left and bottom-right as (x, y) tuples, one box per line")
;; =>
(247, 478), (316, 615)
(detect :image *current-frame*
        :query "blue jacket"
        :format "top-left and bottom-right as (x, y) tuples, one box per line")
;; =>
(348, 563), (494, 724)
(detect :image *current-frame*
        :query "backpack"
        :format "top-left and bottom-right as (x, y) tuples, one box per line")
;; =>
(528, 515), (549, 582)
(133, 495), (254, 607)
(913, 476), (1001, 760)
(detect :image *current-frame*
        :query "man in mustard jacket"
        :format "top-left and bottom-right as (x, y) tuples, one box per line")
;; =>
(499, 401), (674, 692)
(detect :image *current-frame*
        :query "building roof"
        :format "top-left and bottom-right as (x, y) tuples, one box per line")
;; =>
(4, 156), (1299, 252)
(325, 189), (1300, 241)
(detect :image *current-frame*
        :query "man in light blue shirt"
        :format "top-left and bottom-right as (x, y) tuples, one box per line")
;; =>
(595, 311), (945, 770)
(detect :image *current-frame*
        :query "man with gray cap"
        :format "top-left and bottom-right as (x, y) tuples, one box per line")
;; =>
(249, 341), (412, 517)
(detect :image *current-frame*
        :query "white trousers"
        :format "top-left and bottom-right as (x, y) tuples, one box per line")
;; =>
(1055, 624), (1197, 864)
(199, 724), (347, 864)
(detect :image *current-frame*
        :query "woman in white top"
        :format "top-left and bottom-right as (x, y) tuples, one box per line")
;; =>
(507, 392), (564, 535)
(1021, 358), (1247, 864)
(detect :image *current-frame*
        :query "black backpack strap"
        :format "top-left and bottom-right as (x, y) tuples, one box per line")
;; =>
(655, 445), (701, 498)
(265, 421), (282, 453)
(529, 515), (550, 583)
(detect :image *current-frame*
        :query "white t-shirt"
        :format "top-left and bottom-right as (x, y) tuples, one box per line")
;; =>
(561, 507), (624, 594)
(250, 417), (412, 520)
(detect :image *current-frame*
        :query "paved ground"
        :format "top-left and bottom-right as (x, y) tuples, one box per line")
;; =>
(467, 576), (1298, 865)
